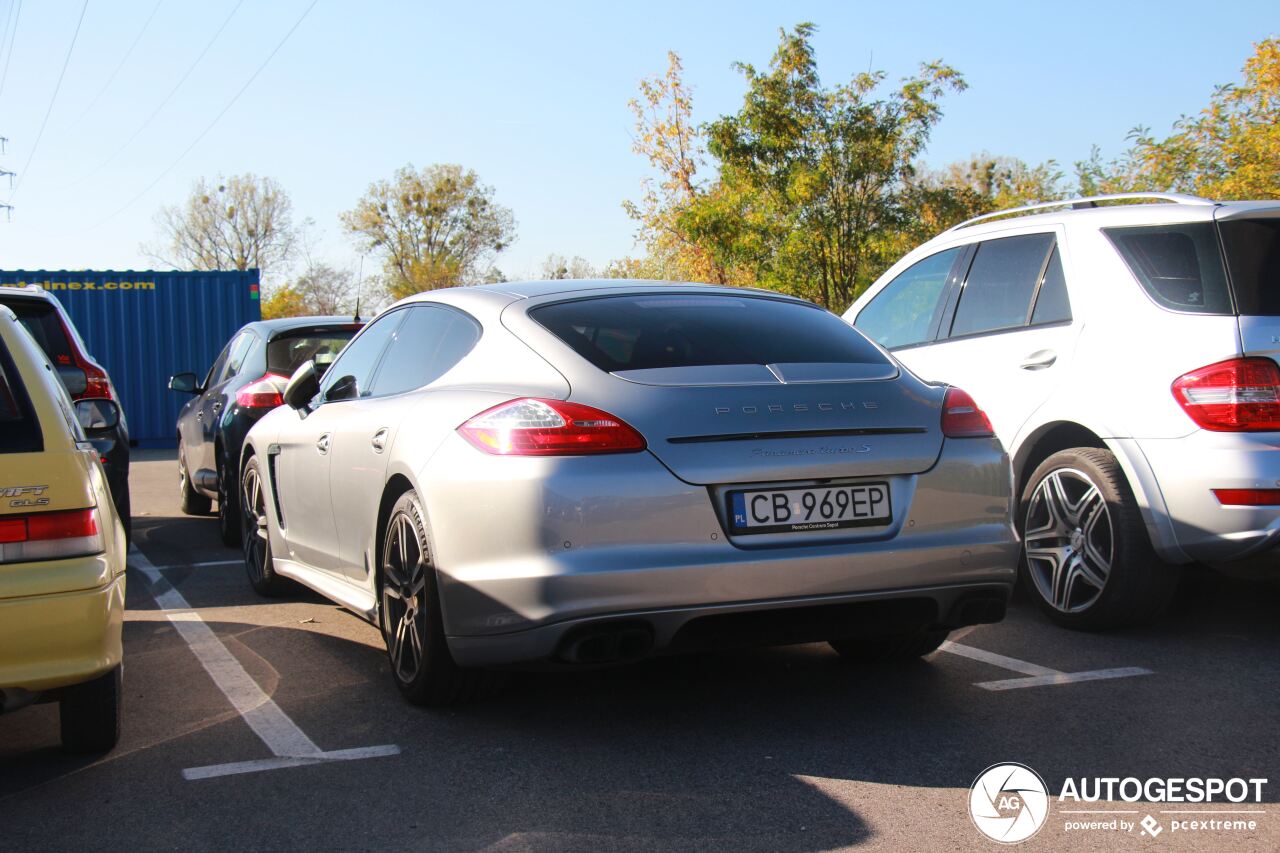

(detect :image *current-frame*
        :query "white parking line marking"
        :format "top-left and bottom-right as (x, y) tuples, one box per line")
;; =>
(974, 667), (1153, 691)
(938, 641), (1058, 677)
(150, 559), (242, 570)
(181, 746), (404, 781)
(129, 545), (401, 779)
(939, 641), (1153, 691)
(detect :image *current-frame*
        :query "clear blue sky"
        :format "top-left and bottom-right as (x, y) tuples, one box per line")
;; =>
(0, 0), (1274, 286)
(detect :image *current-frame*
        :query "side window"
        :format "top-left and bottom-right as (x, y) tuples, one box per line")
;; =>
(368, 306), (481, 397)
(855, 248), (961, 349)
(203, 341), (233, 388)
(1104, 223), (1232, 314)
(1030, 247), (1072, 325)
(319, 311), (405, 402)
(949, 233), (1055, 338)
(219, 332), (256, 383)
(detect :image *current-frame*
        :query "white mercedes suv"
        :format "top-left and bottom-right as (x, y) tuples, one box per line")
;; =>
(844, 193), (1280, 629)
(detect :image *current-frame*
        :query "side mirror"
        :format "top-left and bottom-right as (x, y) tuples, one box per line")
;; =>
(283, 360), (320, 411)
(75, 398), (121, 434)
(168, 372), (200, 394)
(325, 374), (359, 403)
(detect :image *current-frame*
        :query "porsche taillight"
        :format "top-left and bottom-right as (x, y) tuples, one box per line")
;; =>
(458, 398), (646, 456)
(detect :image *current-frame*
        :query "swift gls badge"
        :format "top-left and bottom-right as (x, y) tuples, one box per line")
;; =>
(1, 485), (50, 508)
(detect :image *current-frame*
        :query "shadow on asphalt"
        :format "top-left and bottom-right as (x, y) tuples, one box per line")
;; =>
(7, 510), (1277, 846)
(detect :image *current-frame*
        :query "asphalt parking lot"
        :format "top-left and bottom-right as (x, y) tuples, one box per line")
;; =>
(2, 450), (1278, 851)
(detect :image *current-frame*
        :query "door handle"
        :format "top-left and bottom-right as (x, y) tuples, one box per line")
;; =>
(371, 428), (388, 453)
(1019, 349), (1057, 370)
(316, 433), (331, 455)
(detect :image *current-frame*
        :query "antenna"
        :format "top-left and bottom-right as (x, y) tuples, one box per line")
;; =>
(353, 253), (365, 323)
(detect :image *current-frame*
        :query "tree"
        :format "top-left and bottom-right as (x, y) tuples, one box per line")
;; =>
(144, 174), (296, 278)
(880, 154), (1066, 259)
(681, 24), (967, 312)
(932, 154), (1065, 212)
(622, 52), (739, 284)
(261, 284), (308, 320)
(341, 163), (516, 300)
(539, 254), (596, 279)
(1076, 38), (1280, 199)
(290, 263), (357, 315)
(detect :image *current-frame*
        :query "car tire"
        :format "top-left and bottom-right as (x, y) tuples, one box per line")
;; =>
(1019, 448), (1178, 630)
(380, 491), (482, 706)
(59, 664), (122, 753)
(217, 461), (241, 548)
(240, 455), (291, 597)
(828, 628), (950, 663)
(178, 440), (212, 516)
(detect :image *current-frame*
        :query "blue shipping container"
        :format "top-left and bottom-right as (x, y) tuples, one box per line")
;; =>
(0, 269), (261, 447)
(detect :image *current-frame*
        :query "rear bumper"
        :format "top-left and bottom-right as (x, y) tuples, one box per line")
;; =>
(1138, 432), (1280, 564)
(425, 434), (1018, 664)
(0, 572), (125, 695)
(448, 581), (1010, 667)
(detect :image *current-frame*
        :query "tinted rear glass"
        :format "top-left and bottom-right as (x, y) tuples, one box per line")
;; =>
(949, 233), (1055, 337)
(267, 328), (359, 376)
(532, 294), (890, 372)
(0, 337), (42, 454)
(1104, 223), (1232, 314)
(1219, 218), (1280, 316)
(1, 299), (75, 364)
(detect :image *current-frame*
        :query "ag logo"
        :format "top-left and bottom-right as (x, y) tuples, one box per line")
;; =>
(969, 762), (1050, 844)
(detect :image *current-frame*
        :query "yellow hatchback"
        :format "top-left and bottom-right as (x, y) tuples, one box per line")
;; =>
(0, 305), (127, 752)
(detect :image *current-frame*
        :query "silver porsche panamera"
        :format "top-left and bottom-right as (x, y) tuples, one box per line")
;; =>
(238, 280), (1018, 704)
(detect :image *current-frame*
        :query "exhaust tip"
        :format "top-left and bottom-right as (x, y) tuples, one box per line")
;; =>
(556, 621), (654, 665)
(946, 593), (1008, 629)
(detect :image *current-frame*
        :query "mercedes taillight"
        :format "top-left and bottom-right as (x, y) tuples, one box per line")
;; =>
(1172, 357), (1280, 431)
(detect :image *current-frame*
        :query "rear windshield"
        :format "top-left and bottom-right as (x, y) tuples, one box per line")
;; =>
(0, 299), (75, 365)
(1219, 218), (1280, 316)
(531, 294), (890, 372)
(0, 336), (42, 454)
(267, 328), (359, 376)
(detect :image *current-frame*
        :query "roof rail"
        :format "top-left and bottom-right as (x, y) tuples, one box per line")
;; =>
(944, 192), (1216, 232)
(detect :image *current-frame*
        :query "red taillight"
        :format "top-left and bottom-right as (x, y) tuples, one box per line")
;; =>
(1213, 489), (1280, 506)
(236, 373), (289, 409)
(458, 398), (647, 456)
(80, 363), (113, 400)
(1172, 357), (1280, 431)
(0, 518), (25, 543)
(0, 507), (103, 563)
(941, 387), (994, 438)
(56, 314), (115, 401)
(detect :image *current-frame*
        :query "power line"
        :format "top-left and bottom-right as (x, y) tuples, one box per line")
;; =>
(0, 0), (22, 103)
(93, 0), (319, 228)
(57, 0), (244, 189)
(0, 1), (16, 75)
(8, 0), (88, 202)
(72, 0), (164, 124)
